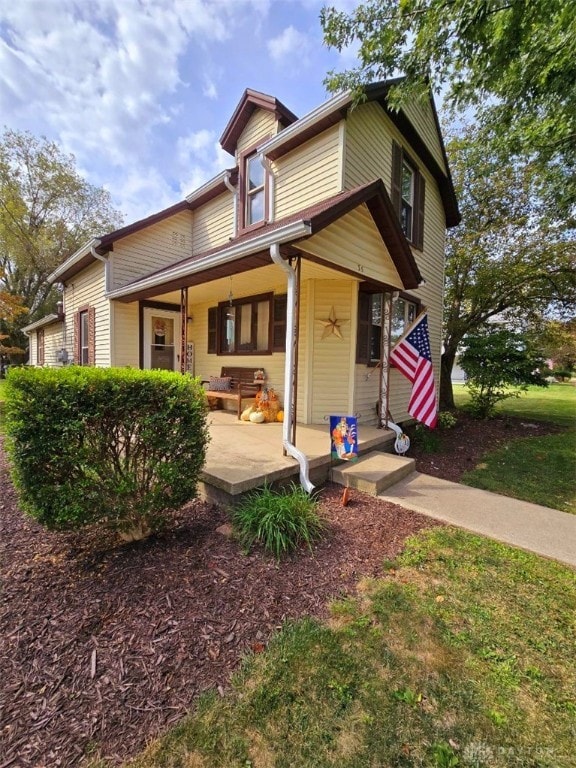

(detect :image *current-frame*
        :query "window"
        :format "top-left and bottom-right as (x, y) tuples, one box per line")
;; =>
(357, 290), (419, 364)
(208, 293), (286, 355)
(391, 297), (418, 342)
(357, 290), (384, 365)
(74, 306), (95, 365)
(37, 328), (45, 366)
(391, 141), (425, 249)
(239, 147), (268, 230)
(246, 153), (265, 226)
(80, 310), (89, 365)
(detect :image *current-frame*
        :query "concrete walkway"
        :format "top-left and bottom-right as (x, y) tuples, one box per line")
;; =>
(380, 472), (576, 569)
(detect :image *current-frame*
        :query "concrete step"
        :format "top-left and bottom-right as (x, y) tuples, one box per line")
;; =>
(331, 451), (416, 496)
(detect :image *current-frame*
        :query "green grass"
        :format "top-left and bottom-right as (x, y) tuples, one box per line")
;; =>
(111, 528), (575, 768)
(453, 383), (576, 514)
(453, 382), (576, 428)
(0, 378), (7, 401)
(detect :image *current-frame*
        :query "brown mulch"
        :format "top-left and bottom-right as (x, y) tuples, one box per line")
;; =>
(408, 411), (563, 482)
(0, 413), (560, 767)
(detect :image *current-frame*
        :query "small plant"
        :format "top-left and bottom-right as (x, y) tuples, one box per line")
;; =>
(232, 482), (325, 559)
(413, 423), (442, 453)
(437, 411), (458, 430)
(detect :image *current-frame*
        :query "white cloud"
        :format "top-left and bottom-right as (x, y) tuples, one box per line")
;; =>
(176, 130), (230, 198)
(203, 77), (218, 100)
(267, 26), (312, 64)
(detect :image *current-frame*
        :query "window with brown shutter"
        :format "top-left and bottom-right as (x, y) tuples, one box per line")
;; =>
(207, 292), (286, 355)
(391, 140), (425, 250)
(356, 290), (383, 366)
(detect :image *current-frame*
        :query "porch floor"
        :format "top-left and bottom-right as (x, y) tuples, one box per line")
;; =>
(199, 410), (396, 506)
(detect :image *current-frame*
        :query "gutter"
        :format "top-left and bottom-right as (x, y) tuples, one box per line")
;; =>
(258, 90), (352, 157)
(185, 170), (231, 204)
(106, 218), (312, 300)
(270, 243), (314, 494)
(47, 237), (101, 284)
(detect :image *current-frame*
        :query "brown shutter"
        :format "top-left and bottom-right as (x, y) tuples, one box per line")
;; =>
(88, 306), (96, 366)
(413, 170), (425, 250)
(356, 291), (371, 364)
(272, 294), (287, 352)
(391, 140), (402, 215)
(207, 306), (217, 354)
(37, 329), (45, 366)
(73, 311), (80, 364)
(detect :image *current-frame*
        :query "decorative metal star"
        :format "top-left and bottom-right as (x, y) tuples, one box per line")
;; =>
(319, 306), (347, 339)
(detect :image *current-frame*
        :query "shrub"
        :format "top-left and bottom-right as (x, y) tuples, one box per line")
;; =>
(232, 482), (325, 559)
(5, 366), (209, 541)
(437, 411), (458, 430)
(412, 423), (442, 453)
(460, 328), (547, 419)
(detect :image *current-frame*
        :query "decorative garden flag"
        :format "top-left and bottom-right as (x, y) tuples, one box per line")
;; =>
(389, 312), (438, 428)
(330, 415), (358, 461)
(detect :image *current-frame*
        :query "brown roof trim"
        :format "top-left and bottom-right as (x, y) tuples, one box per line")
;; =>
(220, 88), (298, 155)
(113, 180), (422, 300)
(303, 179), (422, 289)
(264, 79), (460, 228)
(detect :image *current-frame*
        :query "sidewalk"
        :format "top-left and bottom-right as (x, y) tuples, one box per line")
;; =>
(380, 472), (576, 569)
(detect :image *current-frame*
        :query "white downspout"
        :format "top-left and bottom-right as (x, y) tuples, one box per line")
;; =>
(90, 240), (110, 292)
(270, 243), (314, 493)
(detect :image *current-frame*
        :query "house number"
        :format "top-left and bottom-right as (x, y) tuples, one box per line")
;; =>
(357, 264), (365, 273)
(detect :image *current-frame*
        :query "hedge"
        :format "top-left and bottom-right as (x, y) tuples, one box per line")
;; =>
(4, 366), (209, 540)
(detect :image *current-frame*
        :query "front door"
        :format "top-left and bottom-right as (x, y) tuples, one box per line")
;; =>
(143, 308), (180, 371)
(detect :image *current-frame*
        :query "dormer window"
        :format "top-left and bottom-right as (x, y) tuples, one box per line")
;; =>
(239, 147), (268, 230)
(246, 153), (265, 226)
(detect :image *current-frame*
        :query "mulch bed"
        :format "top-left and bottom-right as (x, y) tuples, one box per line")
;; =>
(0, 412), (561, 767)
(0, 440), (437, 767)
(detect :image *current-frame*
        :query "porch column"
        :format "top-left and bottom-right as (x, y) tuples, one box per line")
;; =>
(380, 291), (394, 427)
(180, 287), (188, 374)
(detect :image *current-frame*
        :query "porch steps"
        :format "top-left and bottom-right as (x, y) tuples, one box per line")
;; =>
(331, 451), (416, 496)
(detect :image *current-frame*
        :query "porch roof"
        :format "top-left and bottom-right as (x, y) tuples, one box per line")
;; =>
(107, 179), (423, 303)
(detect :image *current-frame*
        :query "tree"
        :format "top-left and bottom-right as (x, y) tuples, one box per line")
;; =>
(440, 124), (576, 409)
(0, 129), (123, 354)
(459, 327), (547, 419)
(321, 0), (576, 217)
(0, 271), (27, 363)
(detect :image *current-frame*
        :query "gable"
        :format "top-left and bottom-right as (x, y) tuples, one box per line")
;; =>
(298, 204), (404, 289)
(220, 88), (297, 156)
(236, 109), (278, 155)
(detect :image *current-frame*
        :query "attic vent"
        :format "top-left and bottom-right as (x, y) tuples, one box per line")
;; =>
(171, 231), (187, 250)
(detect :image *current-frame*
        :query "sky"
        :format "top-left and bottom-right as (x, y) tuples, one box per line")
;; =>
(0, 0), (362, 225)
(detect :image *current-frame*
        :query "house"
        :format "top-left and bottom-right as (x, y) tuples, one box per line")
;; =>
(24, 81), (459, 461)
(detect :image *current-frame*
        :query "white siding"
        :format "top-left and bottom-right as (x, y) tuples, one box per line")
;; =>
(237, 110), (277, 155)
(192, 191), (235, 254)
(111, 211), (193, 290)
(272, 126), (342, 219)
(43, 324), (66, 367)
(63, 260), (110, 366)
(111, 301), (139, 368)
(300, 205), (404, 288)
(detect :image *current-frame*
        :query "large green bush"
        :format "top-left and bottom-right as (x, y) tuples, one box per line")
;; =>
(5, 366), (209, 540)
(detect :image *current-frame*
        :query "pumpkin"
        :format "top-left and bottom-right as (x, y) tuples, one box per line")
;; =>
(276, 410), (284, 422)
(249, 410), (265, 423)
(241, 405), (254, 421)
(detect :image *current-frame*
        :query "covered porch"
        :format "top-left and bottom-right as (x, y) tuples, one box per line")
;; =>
(199, 409), (396, 506)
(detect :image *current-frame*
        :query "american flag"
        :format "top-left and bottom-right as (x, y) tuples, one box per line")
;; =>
(390, 312), (438, 428)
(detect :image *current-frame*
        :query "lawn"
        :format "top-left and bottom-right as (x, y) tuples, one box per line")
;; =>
(453, 383), (576, 514)
(108, 528), (575, 768)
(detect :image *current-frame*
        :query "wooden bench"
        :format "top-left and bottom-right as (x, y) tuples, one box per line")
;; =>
(204, 367), (264, 419)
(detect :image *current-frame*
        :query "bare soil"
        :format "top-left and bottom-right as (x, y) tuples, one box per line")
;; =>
(0, 413), (560, 767)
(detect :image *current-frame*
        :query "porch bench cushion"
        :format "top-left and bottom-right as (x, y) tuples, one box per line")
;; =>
(204, 367), (263, 419)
